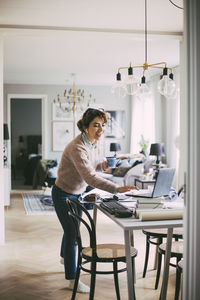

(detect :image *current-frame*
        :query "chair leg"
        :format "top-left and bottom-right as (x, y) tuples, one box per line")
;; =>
(113, 261), (121, 300)
(89, 260), (97, 300)
(174, 266), (181, 300)
(71, 250), (82, 300)
(174, 257), (182, 300)
(155, 251), (162, 289)
(143, 234), (150, 278)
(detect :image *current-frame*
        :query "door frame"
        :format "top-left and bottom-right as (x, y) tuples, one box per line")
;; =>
(7, 94), (48, 172)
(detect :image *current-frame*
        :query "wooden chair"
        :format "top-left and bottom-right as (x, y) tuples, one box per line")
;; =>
(142, 227), (183, 287)
(156, 241), (183, 292)
(66, 198), (138, 300)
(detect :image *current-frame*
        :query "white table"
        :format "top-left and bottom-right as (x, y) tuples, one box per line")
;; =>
(93, 204), (183, 300)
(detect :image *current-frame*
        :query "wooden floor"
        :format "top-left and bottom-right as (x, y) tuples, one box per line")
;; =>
(0, 189), (177, 300)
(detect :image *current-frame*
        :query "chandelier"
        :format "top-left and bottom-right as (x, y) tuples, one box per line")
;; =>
(53, 74), (96, 114)
(111, 0), (177, 99)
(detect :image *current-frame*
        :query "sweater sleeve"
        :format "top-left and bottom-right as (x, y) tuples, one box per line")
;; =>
(70, 145), (117, 194)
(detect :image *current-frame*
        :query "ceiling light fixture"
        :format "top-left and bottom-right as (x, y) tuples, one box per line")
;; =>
(112, 0), (176, 98)
(53, 73), (96, 114)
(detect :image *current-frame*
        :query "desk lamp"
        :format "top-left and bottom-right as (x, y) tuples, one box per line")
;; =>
(3, 123), (9, 167)
(110, 143), (121, 157)
(150, 143), (165, 178)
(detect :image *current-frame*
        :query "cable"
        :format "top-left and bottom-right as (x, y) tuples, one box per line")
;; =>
(169, 0), (183, 9)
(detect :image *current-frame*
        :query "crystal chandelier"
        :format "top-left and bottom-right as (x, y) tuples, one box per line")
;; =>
(111, 0), (176, 99)
(53, 73), (96, 114)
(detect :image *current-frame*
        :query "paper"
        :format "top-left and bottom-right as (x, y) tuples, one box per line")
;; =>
(83, 188), (113, 199)
(135, 208), (183, 221)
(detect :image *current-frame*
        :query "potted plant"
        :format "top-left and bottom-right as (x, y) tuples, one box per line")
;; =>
(139, 134), (149, 156)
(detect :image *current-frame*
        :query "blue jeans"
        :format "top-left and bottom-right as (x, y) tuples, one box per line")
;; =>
(52, 184), (82, 280)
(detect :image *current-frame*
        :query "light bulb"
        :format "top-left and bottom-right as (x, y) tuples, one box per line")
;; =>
(157, 68), (176, 97)
(111, 81), (126, 98)
(122, 66), (139, 95)
(111, 72), (126, 99)
(123, 75), (140, 95)
(137, 76), (151, 97)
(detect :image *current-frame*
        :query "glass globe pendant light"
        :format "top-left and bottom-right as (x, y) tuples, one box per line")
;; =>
(112, 0), (176, 100)
(137, 75), (151, 96)
(157, 67), (176, 97)
(111, 72), (126, 98)
(123, 66), (140, 95)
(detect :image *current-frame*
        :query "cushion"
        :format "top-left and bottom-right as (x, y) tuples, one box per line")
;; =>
(112, 166), (132, 177)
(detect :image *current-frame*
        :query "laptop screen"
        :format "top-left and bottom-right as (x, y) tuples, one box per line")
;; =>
(152, 168), (175, 197)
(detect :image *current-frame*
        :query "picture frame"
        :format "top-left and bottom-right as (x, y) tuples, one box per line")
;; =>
(52, 121), (74, 151)
(105, 110), (125, 138)
(52, 102), (73, 121)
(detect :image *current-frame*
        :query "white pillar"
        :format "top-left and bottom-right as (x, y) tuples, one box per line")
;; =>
(184, 0), (200, 299)
(0, 34), (5, 245)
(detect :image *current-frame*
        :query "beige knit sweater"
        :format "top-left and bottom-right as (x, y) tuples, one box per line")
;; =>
(55, 134), (117, 194)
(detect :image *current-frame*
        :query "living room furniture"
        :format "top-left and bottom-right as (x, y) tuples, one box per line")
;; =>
(142, 228), (183, 288)
(66, 198), (138, 300)
(134, 178), (155, 189)
(150, 143), (165, 178)
(101, 154), (150, 186)
(110, 142), (121, 157)
(94, 202), (183, 300)
(157, 241), (183, 295)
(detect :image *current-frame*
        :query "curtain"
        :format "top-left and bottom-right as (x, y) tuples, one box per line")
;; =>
(130, 68), (180, 188)
(130, 86), (155, 154)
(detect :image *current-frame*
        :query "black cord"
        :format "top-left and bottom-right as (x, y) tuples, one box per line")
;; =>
(169, 0), (183, 10)
(145, 0), (147, 63)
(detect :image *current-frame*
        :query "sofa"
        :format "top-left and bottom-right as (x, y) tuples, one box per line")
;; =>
(101, 153), (154, 187)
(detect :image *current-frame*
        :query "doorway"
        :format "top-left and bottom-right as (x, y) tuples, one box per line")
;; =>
(11, 98), (41, 189)
(7, 94), (48, 189)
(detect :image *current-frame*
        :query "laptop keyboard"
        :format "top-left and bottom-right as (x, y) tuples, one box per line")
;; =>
(100, 201), (133, 218)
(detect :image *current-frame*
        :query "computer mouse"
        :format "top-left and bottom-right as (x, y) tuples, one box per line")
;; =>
(113, 195), (119, 200)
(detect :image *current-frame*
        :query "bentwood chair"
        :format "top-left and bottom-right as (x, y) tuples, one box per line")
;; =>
(157, 241), (183, 299)
(66, 198), (138, 300)
(142, 227), (183, 289)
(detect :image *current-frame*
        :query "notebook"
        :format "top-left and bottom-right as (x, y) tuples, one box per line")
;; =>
(131, 168), (175, 198)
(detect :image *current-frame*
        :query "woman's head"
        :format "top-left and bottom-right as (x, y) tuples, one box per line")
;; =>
(77, 108), (108, 142)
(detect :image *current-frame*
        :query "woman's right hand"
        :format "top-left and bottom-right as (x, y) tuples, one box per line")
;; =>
(117, 185), (139, 193)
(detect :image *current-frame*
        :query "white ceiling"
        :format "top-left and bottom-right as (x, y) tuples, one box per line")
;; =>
(0, 0), (183, 86)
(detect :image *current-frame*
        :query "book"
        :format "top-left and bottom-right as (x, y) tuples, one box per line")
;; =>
(136, 203), (164, 209)
(135, 197), (164, 203)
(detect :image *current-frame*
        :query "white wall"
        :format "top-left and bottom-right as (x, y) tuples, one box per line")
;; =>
(0, 34), (5, 245)
(4, 84), (132, 162)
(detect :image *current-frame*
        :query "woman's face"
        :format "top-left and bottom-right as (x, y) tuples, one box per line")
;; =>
(86, 116), (106, 143)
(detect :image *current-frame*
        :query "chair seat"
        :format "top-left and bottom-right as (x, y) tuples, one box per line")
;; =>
(83, 243), (137, 260)
(159, 241), (183, 256)
(178, 258), (183, 270)
(143, 227), (183, 238)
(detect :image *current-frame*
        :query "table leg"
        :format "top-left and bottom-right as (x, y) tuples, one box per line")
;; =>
(159, 227), (173, 300)
(124, 230), (136, 300)
(130, 231), (136, 284)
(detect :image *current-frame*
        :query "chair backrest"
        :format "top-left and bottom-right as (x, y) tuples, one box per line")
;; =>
(66, 198), (97, 252)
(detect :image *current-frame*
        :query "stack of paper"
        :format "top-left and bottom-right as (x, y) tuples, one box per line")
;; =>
(135, 197), (164, 209)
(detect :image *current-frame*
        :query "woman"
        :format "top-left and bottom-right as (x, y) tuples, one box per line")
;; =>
(52, 108), (137, 293)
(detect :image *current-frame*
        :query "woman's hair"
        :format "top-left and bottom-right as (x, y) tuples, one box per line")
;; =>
(77, 108), (108, 132)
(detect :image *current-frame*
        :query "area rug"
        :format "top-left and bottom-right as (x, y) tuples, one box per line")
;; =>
(22, 193), (56, 216)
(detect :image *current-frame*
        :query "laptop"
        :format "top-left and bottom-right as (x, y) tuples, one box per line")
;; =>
(131, 168), (175, 198)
